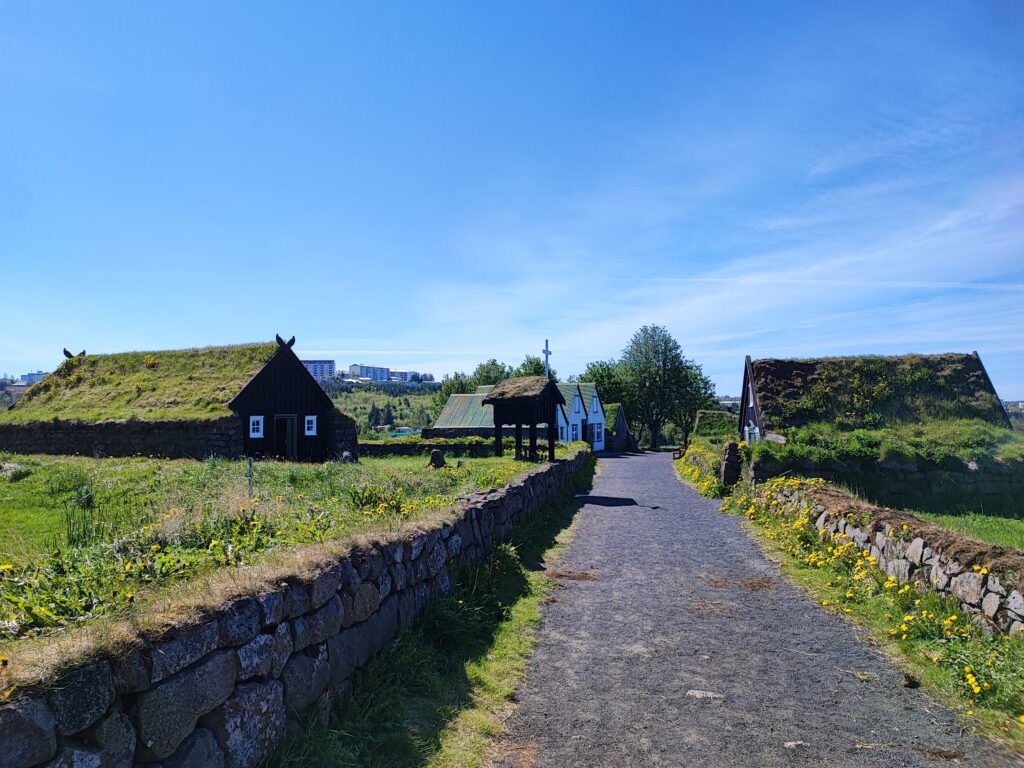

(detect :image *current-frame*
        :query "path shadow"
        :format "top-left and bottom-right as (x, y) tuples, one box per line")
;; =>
(576, 494), (638, 508)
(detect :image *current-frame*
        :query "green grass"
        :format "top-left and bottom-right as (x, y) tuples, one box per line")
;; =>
(0, 343), (276, 423)
(753, 418), (1024, 465)
(724, 478), (1024, 753)
(693, 409), (737, 439)
(273, 456), (595, 768)
(913, 512), (1024, 550)
(0, 450), (579, 643)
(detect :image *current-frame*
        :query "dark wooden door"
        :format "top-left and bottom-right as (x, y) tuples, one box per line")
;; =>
(274, 415), (297, 460)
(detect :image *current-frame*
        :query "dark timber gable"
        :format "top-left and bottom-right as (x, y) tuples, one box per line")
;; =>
(229, 338), (336, 461)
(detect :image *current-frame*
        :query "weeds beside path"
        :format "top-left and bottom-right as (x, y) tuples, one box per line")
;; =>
(495, 452), (1017, 768)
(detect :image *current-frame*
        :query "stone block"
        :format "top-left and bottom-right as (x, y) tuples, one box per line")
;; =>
(269, 623), (293, 679)
(47, 660), (114, 736)
(397, 586), (416, 632)
(292, 594), (343, 651)
(377, 571), (393, 601)
(0, 696), (57, 768)
(132, 650), (238, 762)
(950, 572), (986, 606)
(339, 592), (355, 629)
(1007, 590), (1024, 620)
(41, 746), (102, 767)
(257, 590), (285, 628)
(377, 594), (400, 646)
(351, 582), (380, 624)
(982, 591), (1003, 619)
(904, 538), (925, 565)
(148, 621), (220, 684)
(89, 709), (136, 768)
(413, 582), (432, 613)
(282, 583), (311, 620)
(336, 560), (361, 595)
(309, 566), (343, 610)
(281, 645), (330, 712)
(112, 648), (149, 695)
(351, 547), (385, 581)
(931, 562), (950, 591)
(435, 568), (452, 595)
(426, 541), (447, 577)
(237, 633), (275, 681)
(163, 728), (225, 768)
(987, 575), (1007, 596)
(219, 598), (260, 647)
(201, 681), (284, 768)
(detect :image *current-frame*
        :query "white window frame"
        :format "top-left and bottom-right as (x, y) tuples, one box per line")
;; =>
(574, 396), (580, 414)
(250, 415), (264, 439)
(304, 415), (317, 436)
(595, 423), (603, 443)
(571, 423), (579, 441)
(560, 426), (565, 441)
(592, 395), (598, 413)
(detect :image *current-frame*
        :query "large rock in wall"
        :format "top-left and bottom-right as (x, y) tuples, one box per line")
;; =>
(0, 418), (243, 460)
(0, 451), (589, 768)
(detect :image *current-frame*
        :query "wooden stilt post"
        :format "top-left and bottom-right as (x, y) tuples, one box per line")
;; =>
(529, 422), (538, 461)
(548, 421), (556, 462)
(494, 418), (503, 457)
(515, 423), (523, 460)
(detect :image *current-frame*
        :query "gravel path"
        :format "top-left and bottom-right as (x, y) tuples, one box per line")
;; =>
(496, 452), (1020, 768)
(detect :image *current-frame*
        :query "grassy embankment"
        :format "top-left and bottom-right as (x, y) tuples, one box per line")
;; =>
(274, 454), (595, 767)
(0, 450), (585, 690)
(330, 389), (436, 436)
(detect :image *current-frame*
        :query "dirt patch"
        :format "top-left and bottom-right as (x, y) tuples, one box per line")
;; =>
(545, 569), (597, 581)
(912, 745), (969, 761)
(498, 741), (539, 768)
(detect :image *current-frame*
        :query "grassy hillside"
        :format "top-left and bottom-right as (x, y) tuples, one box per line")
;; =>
(1, 343), (277, 423)
(693, 409), (737, 439)
(331, 389), (435, 435)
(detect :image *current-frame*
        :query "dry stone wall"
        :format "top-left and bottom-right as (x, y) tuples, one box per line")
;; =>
(0, 451), (590, 768)
(768, 484), (1024, 638)
(0, 418), (243, 460)
(750, 454), (1024, 514)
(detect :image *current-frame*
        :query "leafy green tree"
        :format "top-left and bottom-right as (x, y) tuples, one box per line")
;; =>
(472, 359), (513, 386)
(581, 359), (628, 405)
(670, 362), (716, 447)
(368, 402), (381, 427)
(513, 354), (558, 381)
(381, 403), (394, 426)
(620, 325), (712, 449)
(430, 372), (474, 418)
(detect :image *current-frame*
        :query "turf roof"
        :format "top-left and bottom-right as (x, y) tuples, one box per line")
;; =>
(751, 353), (1010, 431)
(483, 376), (562, 403)
(432, 393), (495, 429)
(2, 343), (279, 423)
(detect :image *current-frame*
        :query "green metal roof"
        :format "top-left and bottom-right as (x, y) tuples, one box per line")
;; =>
(432, 394), (495, 429)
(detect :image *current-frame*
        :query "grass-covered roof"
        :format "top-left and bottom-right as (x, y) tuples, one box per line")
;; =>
(432, 393), (495, 429)
(1, 343), (278, 423)
(483, 376), (562, 403)
(752, 353), (1010, 431)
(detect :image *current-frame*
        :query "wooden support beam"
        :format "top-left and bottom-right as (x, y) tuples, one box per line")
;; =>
(547, 421), (556, 462)
(515, 424), (523, 460)
(494, 419), (503, 457)
(529, 422), (538, 461)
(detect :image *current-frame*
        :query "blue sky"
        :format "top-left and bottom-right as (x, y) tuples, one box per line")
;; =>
(3, 2), (1023, 397)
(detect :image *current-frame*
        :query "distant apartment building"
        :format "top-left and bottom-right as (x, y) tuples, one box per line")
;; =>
(301, 360), (336, 383)
(389, 370), (419, 382)
(348, 363), (391, 382)
(21, 371), (48, 385)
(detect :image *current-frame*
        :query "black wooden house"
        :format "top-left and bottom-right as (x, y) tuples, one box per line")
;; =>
(231, 336), (339, 462)
(482, 376), (565, 461)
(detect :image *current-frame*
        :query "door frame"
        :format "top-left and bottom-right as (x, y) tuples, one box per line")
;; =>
(273, 414), (298, 460)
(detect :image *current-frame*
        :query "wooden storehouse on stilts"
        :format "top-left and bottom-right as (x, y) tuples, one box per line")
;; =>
(481, 376), (565, 461)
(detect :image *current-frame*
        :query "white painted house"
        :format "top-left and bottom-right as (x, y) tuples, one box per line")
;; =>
(555, 383), (605, 451)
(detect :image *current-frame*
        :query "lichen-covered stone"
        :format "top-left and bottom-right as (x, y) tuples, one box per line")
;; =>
(1007, 590), (1024, 620)
(350, 582), (380, 624)
(90, 709), (136, 768)
(201, 681), (284, 768)
(982, 591), (1003, 619)
(237, 633), (274, 681)
(257, 590), (285, 627)
(269, 623), (293, 679)
(281, 645), (330, 712)
(112, 648), (149, 695)
(282, 583), (311, 619)
(426, 541), (447, 577)
(0, 696), (57, 768)
(377, 571), (393, 601)
(148, 621), (219, 684)
(390, 562), (408, 593)
(47, 660), (114, 736)
(132, 650), (238, 761)
(292, 594), (343, 651)
(950, 572), (985, 606)
(309, 566), (343, 610)
(41, 746), (101, 768)
(218, 598), (260, 647)
(904, 538), (925, 565)
(163, 728), (225, 768)
(445, 532), (462, 559)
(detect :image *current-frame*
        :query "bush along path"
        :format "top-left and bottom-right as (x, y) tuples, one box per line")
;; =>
(496, 452), (1019, 768)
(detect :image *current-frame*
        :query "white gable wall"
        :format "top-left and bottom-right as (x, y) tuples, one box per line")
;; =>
(555, 384), (606, 451)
